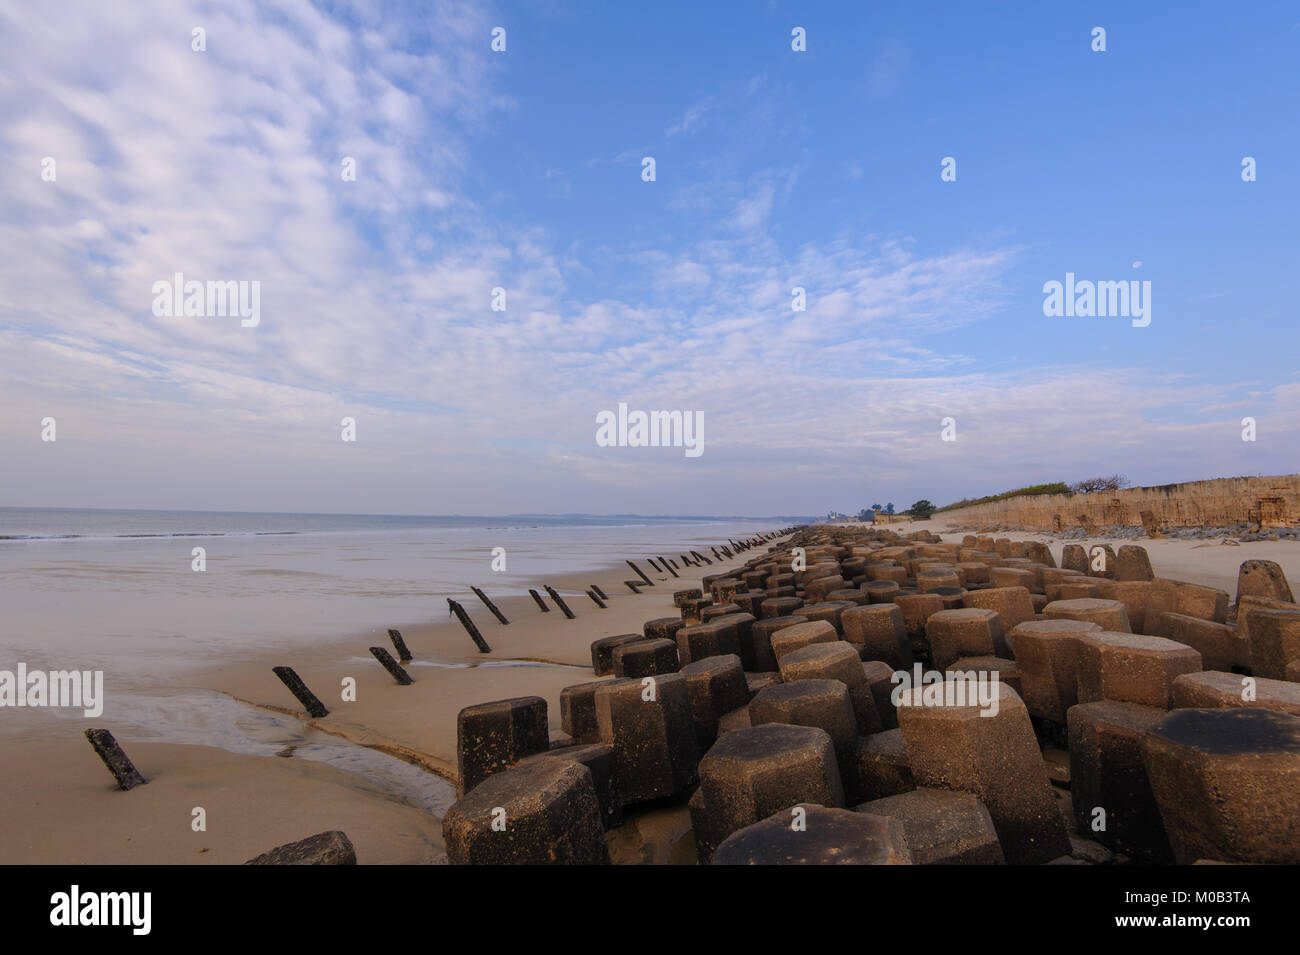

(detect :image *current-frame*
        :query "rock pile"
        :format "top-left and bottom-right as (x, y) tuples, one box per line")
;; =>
(443, 527), (1300, 864)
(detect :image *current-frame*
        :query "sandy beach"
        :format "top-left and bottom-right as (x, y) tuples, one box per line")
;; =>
(6, 513), (1297, 865)
(0, 525), (771, 864)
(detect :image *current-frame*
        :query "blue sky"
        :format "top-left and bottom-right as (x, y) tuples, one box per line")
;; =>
(2, 0), (1297, 516)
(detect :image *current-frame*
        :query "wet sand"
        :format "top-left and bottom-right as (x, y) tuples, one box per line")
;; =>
(1, 542), (762, 864)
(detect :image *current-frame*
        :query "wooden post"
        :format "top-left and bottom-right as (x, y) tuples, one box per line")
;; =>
(273, 665), (330, 718)
(387, 627), (413, 662)
(448, 599), (492, 653)
(586, 589), (606, 609)
(370, 646), (413, 684)
(625, 580), (643, 594)
(626, 560), (654, 586)
(471, 586), (509, 625)
(693, 550), (712, 565)
(590, 585), (608, 600)
(658, 556), (680, 578)
(84, 728), (146, 791)
(529, 588), (550, 612)
(543, 584), (576, 619)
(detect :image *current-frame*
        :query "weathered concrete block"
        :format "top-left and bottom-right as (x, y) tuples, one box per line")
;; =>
(868, 563), (908, 585)
(1115, 545), (1154, 582)
(857, 788), (1004, 864)
(1085, 545), (1116, 579)
(854, 729), (914, 800)
(559, 680), (606, 743)
(1142, 708), (1300, 864)
(1236, 595), (1300, 669)
(681, 654), (749, 746)
(1109, 580), (1154, 635)
(679, 597), (714, 624)
(1077, 633), (1202, 709)
(675, 621), (733, 666)
(591, 633), (648, 676)
(749, 615), (808, 672)
(1144, 578), (1229, 634)
(805, 575), (847, 603)
(760, 596), (804, 619)
(1236, 559), (1294, 606)
(1067, 700), (1173, 862)
(1172, 670), (1300, 717)
(245, 830), (357, 865)
(769, 620), (838, 663)
(861, 579), (902, 604)
(945, 656), (1022, 697)
(1045, 580), (1100, 602)
(1007, 618), (1101, 722)
(696, 723), (844, 855)
(518, 742), (622, 831)
(1150, 613), (1236, 672)
(457, 696), (550, 795)
(893, 593), (944, 650)
(841, 604), (912, 669)
(595, 674), (700, 803)
(443, 759), (610, 864)
(963, 586), (1035, 632)
(711, 577), (744, 603)
(798, 600), (855, 634)
(990, 567), (1034, 591)
(1043, 597), (1131, 633)
(925, 608), (1007, 671)
(779, 642), (883, 735)
(750, 679), (859, 788)
(1244, 608), (1300, 681)
(673, 588), (704, 607)
(897, 682), (1069, 864)
(827, 588), (869, 606)
(701, 603), (741, 623)
(612, 637), (680, 678)
(1061, 544), (1089, 574)
(644, 616), (686, 643)
(918, 568), (961, 592)
(712, 804), (912, 865)
(862, 660), (900, 729)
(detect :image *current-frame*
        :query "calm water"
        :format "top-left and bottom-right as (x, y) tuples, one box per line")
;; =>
(0, 507), (780, 699)
(0, 508), (782, 804)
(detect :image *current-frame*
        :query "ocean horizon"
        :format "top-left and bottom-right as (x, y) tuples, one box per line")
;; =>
(0, 506), (812, 542)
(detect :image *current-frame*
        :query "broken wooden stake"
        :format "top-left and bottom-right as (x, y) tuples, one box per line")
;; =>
(590, 585), (608, 600)
(471, 586), (510, 625)
(369, 646), (413, 684)
(273, 665), (330, 718)
(625, 580), (643, 594)
(529, 588), (550, 612)
(448, 599), (492, 653)
(387, 627), (413, 662)
(586, 589), (607, 608)
(658, 556), (680, 578)
(85, 728), (146, 791)
(692, 550), (712, 565)
(626, 560), (654, 586)
(544, 584), (576, 619)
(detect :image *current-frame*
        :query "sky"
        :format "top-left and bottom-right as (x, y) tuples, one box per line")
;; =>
(2, 0), (1297, 517)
